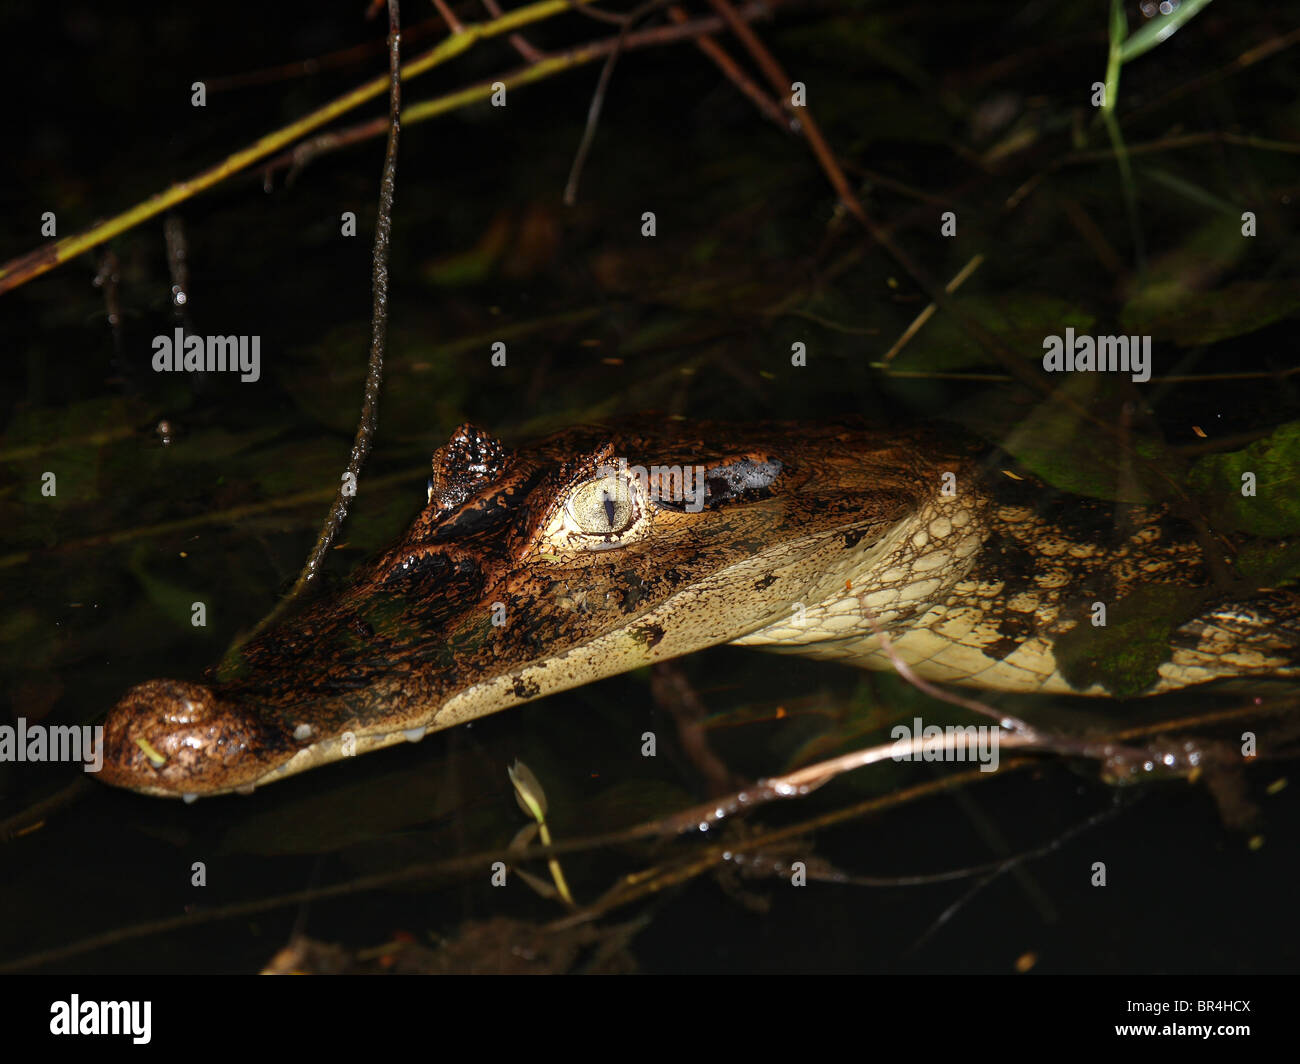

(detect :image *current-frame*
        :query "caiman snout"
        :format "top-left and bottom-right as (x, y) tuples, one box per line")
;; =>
(98, 679), (289, 798)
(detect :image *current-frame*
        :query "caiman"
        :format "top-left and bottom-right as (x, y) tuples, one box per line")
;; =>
(98, 419), (1300, 798)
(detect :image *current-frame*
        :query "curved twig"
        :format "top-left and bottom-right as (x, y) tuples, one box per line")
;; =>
(245, 0), (403, 640)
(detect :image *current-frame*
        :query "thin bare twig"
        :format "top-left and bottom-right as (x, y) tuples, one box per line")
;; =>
(262, 2), (784, 181)
(563, 0), (667, 205)
(564, 0), (637, 26)
(481, 0), (545, 63)
(705, 0), (865, 223)
(245, 0), (404, 641)
(668, 5), (787, 129)
(431, 0), (464, 32)
(91, 249), (122, 355)
(880, 253), (984, 366)
(906, 797), (1128, 954)
(651, 661), (745, 795)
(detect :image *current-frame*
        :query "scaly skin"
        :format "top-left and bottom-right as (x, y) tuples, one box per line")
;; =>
(97, 419), (1300, 798)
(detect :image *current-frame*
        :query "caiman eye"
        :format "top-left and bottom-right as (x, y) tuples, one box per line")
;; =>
(534, 469), (651, 555)
(569, 476), (635, 535)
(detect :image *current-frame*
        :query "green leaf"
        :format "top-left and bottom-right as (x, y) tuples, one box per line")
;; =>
(508, 759), (549, 820)
(898, 293), (1095, 373)
(955, 374), (1168, 503)
(1120, 0), (1215, 64)
(1103, 0), (1127, 115)
(1187, 421), (1300, 535)
(1121, 279), (1300, 346)
(1054, 584), (1204, 697)
(1235, 540), (1300, 588)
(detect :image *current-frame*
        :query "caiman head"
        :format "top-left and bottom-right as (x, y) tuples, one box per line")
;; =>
(99, 419), (954, 798)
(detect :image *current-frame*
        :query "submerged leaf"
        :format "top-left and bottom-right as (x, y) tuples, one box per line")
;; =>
(1054, 584), (1205, 697)
(1188, 421), (1300, 536)
(1121, 279), (1300, 346)
(957, 374), (1169, 503)
(897, 293), (1095, 373)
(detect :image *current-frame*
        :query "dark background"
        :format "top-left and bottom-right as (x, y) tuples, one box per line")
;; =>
(1, 0), (1298, 973)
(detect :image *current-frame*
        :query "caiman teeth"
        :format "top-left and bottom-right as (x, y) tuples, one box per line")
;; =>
(402, 726), (427, 743)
